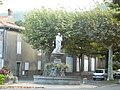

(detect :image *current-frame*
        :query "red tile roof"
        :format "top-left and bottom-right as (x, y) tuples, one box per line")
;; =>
(0, 16), (25, 30)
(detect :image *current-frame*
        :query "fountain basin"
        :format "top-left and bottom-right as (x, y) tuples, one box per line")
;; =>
(33, 75), (81, 85)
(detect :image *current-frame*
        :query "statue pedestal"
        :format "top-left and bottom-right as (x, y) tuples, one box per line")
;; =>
(51, 53), (64, 64)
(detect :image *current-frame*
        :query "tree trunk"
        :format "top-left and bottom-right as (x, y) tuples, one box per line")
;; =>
(81, 53), (84, 72)
(107, 45), (114, 80)
(105, 50), (109, 69)
(78, 55), (81, 72)
(45, 52), (51, 63)
(88, 55), (91, 71)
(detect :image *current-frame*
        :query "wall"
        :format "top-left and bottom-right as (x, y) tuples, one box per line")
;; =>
(4, 30), (17, 74)
(3, 30), (38, 76)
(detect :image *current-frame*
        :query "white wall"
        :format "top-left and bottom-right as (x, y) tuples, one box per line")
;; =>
(66, 56), (73, 72)
(38, 60), (41, 70)
(84, 55), (88, 71)
(91, 57), (95, 71)
(76, 57), (81, 72)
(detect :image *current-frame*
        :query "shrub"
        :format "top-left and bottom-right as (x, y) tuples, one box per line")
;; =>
(2, 66), (10, 71)
(44, 63), (69, 77)
(0, 74), (5, 85)
(0, 68), (13, 84)
(0, 69), (9, 75)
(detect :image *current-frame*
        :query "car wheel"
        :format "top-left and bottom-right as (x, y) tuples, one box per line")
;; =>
(93, 78), (96, 80)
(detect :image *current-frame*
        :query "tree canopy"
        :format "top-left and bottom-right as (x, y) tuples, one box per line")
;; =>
(0, 0), (2, 5)
(23, 5), (120, 54)
(23, 8), (75, 53)
(23, 3), (120, 80)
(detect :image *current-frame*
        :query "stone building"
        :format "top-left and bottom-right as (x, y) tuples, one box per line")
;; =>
(0, 9), (38, 77)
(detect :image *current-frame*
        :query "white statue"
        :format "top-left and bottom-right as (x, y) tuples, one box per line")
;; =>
(52, 33), (62, 53)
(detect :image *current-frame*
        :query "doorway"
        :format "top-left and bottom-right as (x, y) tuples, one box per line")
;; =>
(16, 62), (20, 77)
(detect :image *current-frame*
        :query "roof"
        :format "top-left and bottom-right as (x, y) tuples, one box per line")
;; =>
(0, 16), (25, 30)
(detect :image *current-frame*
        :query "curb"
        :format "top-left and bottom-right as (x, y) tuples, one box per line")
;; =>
(0, 85), (44, 89)
(0, 83), (44, 89)
(0, 83), (97, 89)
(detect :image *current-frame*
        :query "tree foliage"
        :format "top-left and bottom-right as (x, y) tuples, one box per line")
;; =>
(107, 2), (120, 21)
(106, 2), (120, 70)
(23, 5), (120, 55)
(23, 3), (120, 80)
(15, 20), (24, 26)
(23, 8), (75, 52)
(113, 52), (120, 70)
(0, 0), (2, 5)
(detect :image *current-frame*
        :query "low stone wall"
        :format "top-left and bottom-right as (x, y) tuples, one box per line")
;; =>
(33, 75), (81, 85)
(80, 71), (93, 79)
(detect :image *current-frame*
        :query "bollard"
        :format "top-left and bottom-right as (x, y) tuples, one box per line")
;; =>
(13, 76), (18, 83)
(83, 78), (87, 84)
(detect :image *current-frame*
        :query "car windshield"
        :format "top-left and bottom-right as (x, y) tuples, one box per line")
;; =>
(95, 70), (103, 73)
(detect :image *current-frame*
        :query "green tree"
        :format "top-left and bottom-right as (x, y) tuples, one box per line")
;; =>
(113, 52), (120, 70)
(64, 10), (107, 56)
(15, 20), (24, 26)
(65, 6), (120, 80)
(23, 5), (120, 81)
(23, 8), (75, 61)
(84, 7), (120, 80)
(24, 8), (74, 51)
(107, 2), (120, 21)
(0, 0), (2, 5)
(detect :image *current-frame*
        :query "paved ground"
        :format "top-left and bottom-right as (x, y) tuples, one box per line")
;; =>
(0, 82), (98, 89)
(0, 78), (119, 89)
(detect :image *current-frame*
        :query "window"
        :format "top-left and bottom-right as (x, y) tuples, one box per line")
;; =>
(66, 56), (73, 72)
(25, 62), (29, 70)
(17, 33), (21, 54)
(95, 70), (103, 73)
(38, 61), (41, 70)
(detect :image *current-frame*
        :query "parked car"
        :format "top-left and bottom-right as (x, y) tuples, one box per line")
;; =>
(93, 69), (107, 80)
(113, 69), (120, 79)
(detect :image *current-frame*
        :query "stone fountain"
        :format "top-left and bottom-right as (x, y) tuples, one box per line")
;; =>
(33, 33), (80, 85)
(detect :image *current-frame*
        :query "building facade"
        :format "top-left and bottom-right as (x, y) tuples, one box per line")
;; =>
(0, 9), (39, 77)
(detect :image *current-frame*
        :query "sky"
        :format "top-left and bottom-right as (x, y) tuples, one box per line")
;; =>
(0, 0), (104, 13)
